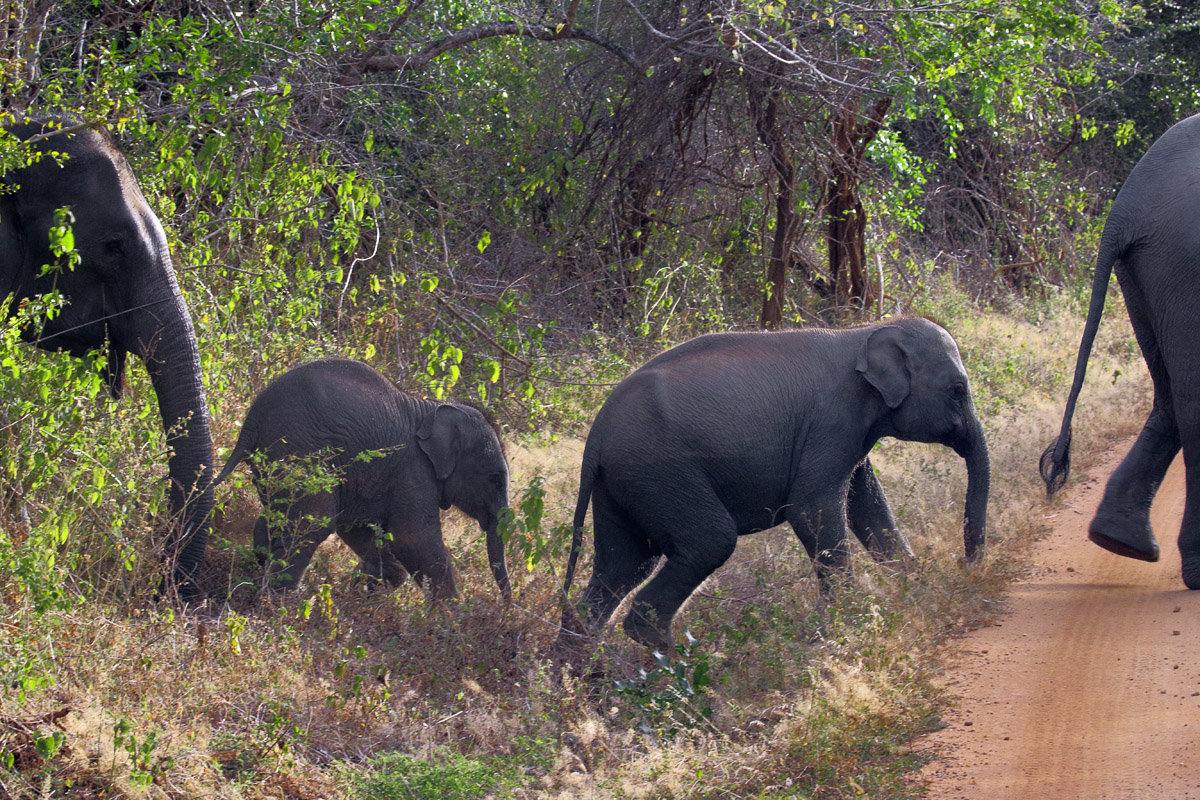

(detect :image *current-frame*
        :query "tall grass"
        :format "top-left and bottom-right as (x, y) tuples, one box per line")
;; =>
(0, 282), (1148, 799)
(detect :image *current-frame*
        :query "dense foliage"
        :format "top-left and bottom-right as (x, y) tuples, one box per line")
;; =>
(0, 0), (1196, 797)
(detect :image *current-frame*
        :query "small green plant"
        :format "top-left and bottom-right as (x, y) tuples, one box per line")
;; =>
(496, 475), (574, 576)
(353, 748), (524, 800)
(612, 629), (720, 737)
(112, 719), (173, 788)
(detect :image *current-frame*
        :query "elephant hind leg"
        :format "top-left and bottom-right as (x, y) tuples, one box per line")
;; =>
(264, 490), (338, 589)
(623, 535), (735, 650)
(577, 483), (660, 639)
(618, 491), (738, 650)
(1171, 406), (1200, 589)
(1090, 401), (1178, 562)
(1091, 268), (1177, 561)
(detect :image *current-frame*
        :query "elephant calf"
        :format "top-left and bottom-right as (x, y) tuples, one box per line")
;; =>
(561, 317), (990, 649)
(214, 358), (511, 600)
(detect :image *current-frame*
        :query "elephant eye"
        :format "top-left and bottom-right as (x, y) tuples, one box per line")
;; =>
(104, 237), (126, 257)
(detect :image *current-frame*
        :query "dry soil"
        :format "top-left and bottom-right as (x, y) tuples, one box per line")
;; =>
(919, 440), (1200, 800)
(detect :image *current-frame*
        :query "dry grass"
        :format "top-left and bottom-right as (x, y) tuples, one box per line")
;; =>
(0, 295), (1154, 799)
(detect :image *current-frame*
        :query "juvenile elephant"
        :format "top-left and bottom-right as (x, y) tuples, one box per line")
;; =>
(1041, 112), (1200, 589)
(561, 317), (990, 649)
(2, 116), (212, 594)
(213, 358), (511, 600)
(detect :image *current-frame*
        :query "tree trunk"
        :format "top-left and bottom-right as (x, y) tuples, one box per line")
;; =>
(824, 97), (891, 317)
(748, 81), (797, 329)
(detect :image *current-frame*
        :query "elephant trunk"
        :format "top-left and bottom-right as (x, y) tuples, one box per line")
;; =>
(124, 276), (214, 596)
(958, 413), (990, 562)
(485, 518), (512, 603)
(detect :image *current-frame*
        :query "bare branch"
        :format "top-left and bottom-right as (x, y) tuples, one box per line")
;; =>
(351, 22), (643, 76)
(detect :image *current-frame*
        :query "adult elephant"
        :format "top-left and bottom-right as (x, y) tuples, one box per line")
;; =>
(1, 115), (213, 594)
(561, 317), (990, 649)
(1041, 112), (1200, 589)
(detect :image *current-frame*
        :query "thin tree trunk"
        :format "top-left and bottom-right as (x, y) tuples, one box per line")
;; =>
(824, 97), (891, 317)
(749, 80), (797, 329)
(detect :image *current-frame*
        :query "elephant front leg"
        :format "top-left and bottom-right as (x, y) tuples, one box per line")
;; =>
(787, 493), (853, 592)
(846, 457), (913, 562)
(379, 513), (458, 600)
(340, 523), (409, 587)
(1091, 402), (1178, 562)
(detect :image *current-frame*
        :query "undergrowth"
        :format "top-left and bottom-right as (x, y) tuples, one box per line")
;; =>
(0, 273), (1149, 799)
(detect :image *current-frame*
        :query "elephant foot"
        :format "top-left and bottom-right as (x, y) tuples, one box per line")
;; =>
(623, 609), (673, 652)
(1087, 517), (1159, 562)
(1182, 556), (1200, 590)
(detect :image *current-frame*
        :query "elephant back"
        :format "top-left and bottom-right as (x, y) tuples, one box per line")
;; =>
(223, 359), (419, 482)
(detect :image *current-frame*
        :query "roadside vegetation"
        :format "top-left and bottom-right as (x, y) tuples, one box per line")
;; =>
(0, 1), (1195, 797)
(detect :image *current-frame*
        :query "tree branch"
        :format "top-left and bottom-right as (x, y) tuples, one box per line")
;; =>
(352, 22), (643, 76)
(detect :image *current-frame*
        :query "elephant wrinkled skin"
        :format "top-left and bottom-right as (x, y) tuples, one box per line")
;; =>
(214, 358), (511, 600)
(1042, 111), (1200, 590)
(561, 317), (990, 649)
(1, 116), (213, 594)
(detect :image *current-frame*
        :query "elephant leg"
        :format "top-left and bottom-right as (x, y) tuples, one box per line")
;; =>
(252, 515), (271, 565)
(1090, 403), (1177, 561)
(379, 510), (457, 600)
(340, 523), (409, 588)
(1173, 403), (1200, 589)
(787, 491), (853, 592)
(623, 536), (735, 651)
(846, 457), (912, 561)
(1091, 269), (1177, 561)
(1179, 449), (1200, 589)
(620, 493), (738, 650)
(267, 490), (337, 589)
(579, 483), (660, 639)
(400, 533), (457, 601)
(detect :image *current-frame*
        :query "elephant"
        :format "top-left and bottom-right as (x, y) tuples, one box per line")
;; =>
(560, 317), (990, 649)
(1041, 112), (1200, 589)
(1, 115), (213, 593)
(212, 358), (512, 600)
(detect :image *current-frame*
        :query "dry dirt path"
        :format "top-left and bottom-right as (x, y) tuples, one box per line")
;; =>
(919, 440), (1200, 800)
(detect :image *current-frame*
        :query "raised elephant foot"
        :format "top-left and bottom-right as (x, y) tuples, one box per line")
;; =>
(1087, 522), (1160, 562)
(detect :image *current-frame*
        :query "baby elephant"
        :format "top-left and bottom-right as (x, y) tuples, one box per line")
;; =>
(561, 318), (989, 650)
(214, 358), (511, 600)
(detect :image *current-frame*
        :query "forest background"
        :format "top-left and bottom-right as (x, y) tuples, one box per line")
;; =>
(0, 0), (1198, 798)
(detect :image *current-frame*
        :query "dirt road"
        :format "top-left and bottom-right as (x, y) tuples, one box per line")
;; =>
(919, 441), (1200, 800)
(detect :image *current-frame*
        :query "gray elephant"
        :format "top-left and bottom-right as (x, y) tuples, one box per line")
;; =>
(213, 358), (511, 600)
(560, 317), (990, 649)
(1041, 112), (1200, 589)
(1, 116), (212, 593)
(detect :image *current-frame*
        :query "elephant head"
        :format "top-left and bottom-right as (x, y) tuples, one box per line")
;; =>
(1, 116), (213, 594)
(857, 319), (990, 561)
(417, 403), (512, 600)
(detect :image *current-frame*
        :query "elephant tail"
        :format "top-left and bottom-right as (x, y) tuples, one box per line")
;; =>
(1041, 231), (1123, 497)
(211, 435), (254, 489)
(562, 449), (598, 600)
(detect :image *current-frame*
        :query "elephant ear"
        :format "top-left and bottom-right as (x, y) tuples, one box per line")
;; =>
(416, 404), (470, 482)
(856, 325), (911, 409)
